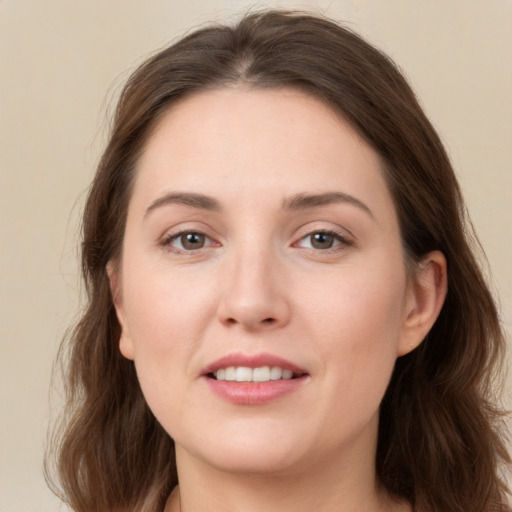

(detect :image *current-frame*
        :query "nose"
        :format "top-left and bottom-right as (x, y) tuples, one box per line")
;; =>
(216, 245), (291, 331)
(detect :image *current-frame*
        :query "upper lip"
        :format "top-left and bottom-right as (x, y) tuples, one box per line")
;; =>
(202, 352), (308, 376)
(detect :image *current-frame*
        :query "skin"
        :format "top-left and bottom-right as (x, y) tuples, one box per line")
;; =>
(110, 88), (447, 512)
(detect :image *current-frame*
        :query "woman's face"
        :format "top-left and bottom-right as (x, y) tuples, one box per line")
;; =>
(112, 88), (427, 476)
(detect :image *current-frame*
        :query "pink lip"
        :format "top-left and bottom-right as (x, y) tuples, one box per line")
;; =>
(201, 352), (309, 406)
(201, 352), (307, 375)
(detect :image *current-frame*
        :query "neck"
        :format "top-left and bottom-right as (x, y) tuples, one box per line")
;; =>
(166, 417), (410, 512)
(171, 468), (394, 512)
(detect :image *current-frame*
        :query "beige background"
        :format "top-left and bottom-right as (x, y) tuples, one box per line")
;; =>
(1, 1), (511, 511)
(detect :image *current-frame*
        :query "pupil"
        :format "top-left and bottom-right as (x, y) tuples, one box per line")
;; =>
(312, 233), (333, 249)
(182, 233), (204, 249)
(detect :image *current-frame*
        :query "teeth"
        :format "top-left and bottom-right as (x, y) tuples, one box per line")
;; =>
(282, 369), (293, 379)
(270, 366), (283, 380)
(235, 367), (252, 382)
(225, 367), (236, 381)
(253, 366), (270, 382)
(213, 366), (296, 382)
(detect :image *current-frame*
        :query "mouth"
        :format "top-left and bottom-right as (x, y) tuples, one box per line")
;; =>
(202, 353), (309, 405)
(208, 366), (305, 382)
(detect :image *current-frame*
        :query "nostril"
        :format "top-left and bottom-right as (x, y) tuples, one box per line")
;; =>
(263, 318), (276, 324)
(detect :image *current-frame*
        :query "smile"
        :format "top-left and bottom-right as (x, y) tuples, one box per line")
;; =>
(202, 353), (309, 405)
(211, 366), (297, 382)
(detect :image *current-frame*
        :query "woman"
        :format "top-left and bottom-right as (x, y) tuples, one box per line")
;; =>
(47, 10), (510, 512)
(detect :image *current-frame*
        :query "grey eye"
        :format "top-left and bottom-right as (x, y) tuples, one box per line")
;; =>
(309, 232), (335, 249)
(179, 232), (206, 250)
(295, 230), (350, 251)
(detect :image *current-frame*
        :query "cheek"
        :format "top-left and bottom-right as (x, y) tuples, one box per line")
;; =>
(123, 263), (214, 350)
(120, 268), (216, 420)
(300, 258), (407, 404)
(305, 259), (405, 343)
(118, 260), (220, 417)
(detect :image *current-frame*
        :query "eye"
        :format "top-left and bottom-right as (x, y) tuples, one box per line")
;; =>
(162, 231), (216, 251)
(295, 230), (351, 250)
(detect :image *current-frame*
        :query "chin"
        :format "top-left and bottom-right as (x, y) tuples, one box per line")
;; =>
(205, 447), (307, 476)
(178, 427), (312, 476)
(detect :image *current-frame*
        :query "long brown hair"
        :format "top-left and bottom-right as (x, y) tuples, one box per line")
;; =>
(46, 10), (510, 512)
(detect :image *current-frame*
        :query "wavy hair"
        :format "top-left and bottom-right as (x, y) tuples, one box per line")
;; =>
(46, 10), (510, 512)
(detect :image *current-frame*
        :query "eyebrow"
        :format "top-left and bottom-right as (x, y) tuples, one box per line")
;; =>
(145, 192), (221, 217)
(144, 190), (374, 219)
(283, 192), (374, 219)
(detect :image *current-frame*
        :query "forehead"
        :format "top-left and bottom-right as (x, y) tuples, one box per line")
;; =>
(132, 87), (395, 220)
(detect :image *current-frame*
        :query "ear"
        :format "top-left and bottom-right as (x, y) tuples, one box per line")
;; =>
(106, 262), (135, 360)
(398, 250), (448, 357)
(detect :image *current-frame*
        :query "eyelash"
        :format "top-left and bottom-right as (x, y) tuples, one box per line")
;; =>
(160, 228), (353, 254)
(294, 229), (353, 252)
(160, 231), (218, 253)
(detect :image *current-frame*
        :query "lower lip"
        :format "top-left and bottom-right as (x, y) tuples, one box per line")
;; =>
(204, 376), (307, 405)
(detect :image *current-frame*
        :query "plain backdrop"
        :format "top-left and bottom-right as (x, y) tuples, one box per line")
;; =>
(1, 1), (511, 511)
